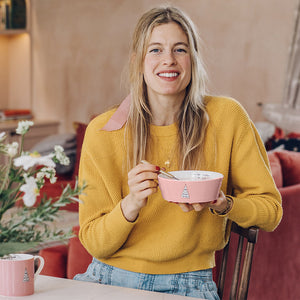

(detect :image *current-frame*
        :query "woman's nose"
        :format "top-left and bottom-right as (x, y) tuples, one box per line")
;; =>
(162, 51), (177, 65)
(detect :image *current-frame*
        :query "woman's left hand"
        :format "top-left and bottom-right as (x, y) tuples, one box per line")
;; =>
(177, 190), (227, 212)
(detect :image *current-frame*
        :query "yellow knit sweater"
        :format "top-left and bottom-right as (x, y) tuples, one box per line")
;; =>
(78, 96), (282, 274)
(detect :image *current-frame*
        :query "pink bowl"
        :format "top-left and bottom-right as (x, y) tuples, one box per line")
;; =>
(158, 170), (223, 203)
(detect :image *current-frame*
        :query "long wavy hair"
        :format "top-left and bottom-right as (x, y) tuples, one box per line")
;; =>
(126, 6), (209, 170)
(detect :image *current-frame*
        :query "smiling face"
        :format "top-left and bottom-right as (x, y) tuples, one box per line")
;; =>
(143, 22), (192, 100)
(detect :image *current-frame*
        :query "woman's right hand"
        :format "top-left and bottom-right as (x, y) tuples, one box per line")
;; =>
(121, 162), (159, 222)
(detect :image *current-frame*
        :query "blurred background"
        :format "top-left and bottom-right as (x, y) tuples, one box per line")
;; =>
(0, 0), (297, 132)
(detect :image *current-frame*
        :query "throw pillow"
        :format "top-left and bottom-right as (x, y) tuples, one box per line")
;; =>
(267, 152), (283, 188)
(268, 138), (300, 152)
(275, 150), (300, 186)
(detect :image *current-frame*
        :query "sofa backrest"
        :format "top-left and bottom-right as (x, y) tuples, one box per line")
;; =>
(268, 150), (300, 187)
(267, 151), (283, 188)
(72, 122), (88, 179)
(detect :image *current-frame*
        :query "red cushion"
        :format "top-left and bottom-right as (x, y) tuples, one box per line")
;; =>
(67, 226), (92, 279)
(267, 152), (283, 188)
(273, 127), (285, 139)
(287, 132), (300, 138)
(275, 150), (300, 186)
(72, 122), (87, 179)
(39, 245), (68, 278)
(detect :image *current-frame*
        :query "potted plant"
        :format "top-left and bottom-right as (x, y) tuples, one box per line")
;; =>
(0, 120), (85, 257)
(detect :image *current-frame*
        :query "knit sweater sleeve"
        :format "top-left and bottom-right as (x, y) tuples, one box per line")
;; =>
(77, 114), (136, 259)
(210, 98), (283, 231)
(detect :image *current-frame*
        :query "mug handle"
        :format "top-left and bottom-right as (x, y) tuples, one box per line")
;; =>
(33, 255), (45, 280)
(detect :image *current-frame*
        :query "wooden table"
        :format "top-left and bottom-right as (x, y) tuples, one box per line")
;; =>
(0, 275), (200, 299)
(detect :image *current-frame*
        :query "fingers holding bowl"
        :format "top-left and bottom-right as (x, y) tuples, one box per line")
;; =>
(177, 202), (209, 212)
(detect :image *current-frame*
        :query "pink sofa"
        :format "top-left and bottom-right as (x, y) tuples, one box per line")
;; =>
(39, 125), (300, 299)
(247, 150), (300, 299)
(214, 150), (300, 299)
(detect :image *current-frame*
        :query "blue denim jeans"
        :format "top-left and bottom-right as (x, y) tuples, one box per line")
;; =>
(74, 258), (220, 300)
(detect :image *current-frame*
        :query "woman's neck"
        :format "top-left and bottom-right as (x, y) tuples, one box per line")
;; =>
(148, 93), (185, 126)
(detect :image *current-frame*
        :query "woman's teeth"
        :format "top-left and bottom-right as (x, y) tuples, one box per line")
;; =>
(158, 72), (179, 78)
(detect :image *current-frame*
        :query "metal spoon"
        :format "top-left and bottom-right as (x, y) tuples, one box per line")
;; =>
(141, 160), (179, 180)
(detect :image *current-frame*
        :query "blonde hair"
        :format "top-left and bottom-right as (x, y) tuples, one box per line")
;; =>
(126, 6), (209, 170)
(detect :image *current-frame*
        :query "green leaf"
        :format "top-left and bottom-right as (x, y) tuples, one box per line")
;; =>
(0, 242), (39, 257)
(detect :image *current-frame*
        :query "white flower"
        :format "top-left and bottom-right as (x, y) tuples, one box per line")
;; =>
(19, 176), (39, 207)
(14, 153), (55, 170)
(36, 167), (57, 184)
(6, 142), (19, 157)
(55, 145), (63, 152)
(53, 145), (70, 165)
(16, 121), (34, 135)
(0, 132), (6, 142)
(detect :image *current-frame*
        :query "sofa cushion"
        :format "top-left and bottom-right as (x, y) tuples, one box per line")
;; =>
(275, 150), (300, 186)
(39, 245), (68, 278)
(267, 152), (283, 188)
(67, 226), (92, 279)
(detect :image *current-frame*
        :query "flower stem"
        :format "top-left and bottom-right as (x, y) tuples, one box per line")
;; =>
(19, 135), (25, 156)
(0, 157), (12, 194)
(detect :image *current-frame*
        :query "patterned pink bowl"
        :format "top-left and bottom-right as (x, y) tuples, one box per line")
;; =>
(158, 170), (223, 204)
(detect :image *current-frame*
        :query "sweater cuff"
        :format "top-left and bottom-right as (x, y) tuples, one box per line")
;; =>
(210, 196), (234, 217)
(119, 201), (139, 224)
(116, 201), (139, 225)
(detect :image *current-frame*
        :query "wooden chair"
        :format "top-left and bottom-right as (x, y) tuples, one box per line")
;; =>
(217, 222), (259, 300)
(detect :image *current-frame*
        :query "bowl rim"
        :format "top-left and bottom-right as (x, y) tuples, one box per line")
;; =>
(158, 170), (224, 181)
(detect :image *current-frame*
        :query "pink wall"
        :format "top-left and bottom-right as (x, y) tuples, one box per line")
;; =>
(30, 0), (297, 132)
(0, 36), (9, 108)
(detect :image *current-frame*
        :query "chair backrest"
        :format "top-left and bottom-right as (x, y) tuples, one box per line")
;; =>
(217, 222), (259, 300)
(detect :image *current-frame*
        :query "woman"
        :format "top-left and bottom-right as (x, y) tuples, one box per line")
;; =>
(74, 6), (282, 300)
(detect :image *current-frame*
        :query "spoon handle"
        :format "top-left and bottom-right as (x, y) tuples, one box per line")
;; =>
(159, 169), (179, 180)
(140, 160), (179, 180)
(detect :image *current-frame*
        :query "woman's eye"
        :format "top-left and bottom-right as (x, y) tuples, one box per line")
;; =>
(175, 48), (187, 53)
(149, 48), (161, 53)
